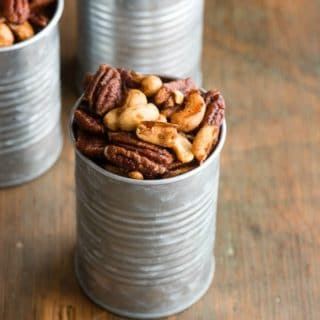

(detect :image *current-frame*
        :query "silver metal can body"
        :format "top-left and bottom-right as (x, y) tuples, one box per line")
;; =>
(71, 104), (226, 318)
(0, 0), (64, 187)
(77, 0), (204, 87)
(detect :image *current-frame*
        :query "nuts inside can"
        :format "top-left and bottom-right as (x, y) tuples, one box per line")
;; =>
(72, 65), (226, 180)
(0, 0), (57, 47)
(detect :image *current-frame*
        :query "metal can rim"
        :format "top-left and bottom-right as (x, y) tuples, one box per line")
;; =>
(69, 88), (227, 186)
(0, 0), (64, 53)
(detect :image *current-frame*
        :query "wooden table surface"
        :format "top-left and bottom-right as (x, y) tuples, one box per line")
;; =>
(1, 0), (319, 319)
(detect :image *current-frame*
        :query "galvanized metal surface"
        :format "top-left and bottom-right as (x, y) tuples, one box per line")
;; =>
(0, 0), (64, 187)
(77, 0), (204, 89)
(70, 100), (226, 319)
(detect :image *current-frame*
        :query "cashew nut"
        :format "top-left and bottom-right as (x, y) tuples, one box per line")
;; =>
(0, 23), (14, 47)
(136, 121), (178, 147)
(103, 108), (121, 131)
(9, 21), (34, 41)
(170, 91), (206, 132)
(172, 134), (194, 163)
(104, 89), (159, 131)
(192, 124), (219, 161)
(128, 171), (144, 180)
(141, 75), (163, 97)
(136, 121), (194, 163)
(118, 103), (160, 131)
(123, 89), (147, 108)
(173, 90), (184, 105)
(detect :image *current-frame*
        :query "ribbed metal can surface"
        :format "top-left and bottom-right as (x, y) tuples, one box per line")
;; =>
(77, 0), (204, 88)
(70, 101), (226, 319)
(0, 0), (64, 187)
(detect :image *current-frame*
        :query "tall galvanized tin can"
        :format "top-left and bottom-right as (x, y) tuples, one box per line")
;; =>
(0, 0), (64, 187)
(76, 0), (204, 88)
(70, 100), (226, 319)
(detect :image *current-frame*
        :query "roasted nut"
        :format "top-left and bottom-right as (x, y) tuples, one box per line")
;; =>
(202, 90), (225, 127)
(170, 90), (206, 132)
(0, 22), (14, 47)
(84, 64), (122, 116)
(103, 107), (121, 131)
(141, 75), (163, 97)
(9, 21), (34, 41)
(108, 132), (174, 165)
(172, 134), (194, 163)
(136, 121), (178, 148)
(163, 162), (198, 178)
(128, 171), (144, 180)
(118, 68), (141, 89)
(104, 145), (167, 178)
(104, 90), (159, 131)
(154, 77), (196, 107)
(192, 125), (219, 162)
(120, 143), (174, 165)
(173, 90), (184, 105)
(118, 103), (160, 131)
(3, 0), (30, 24)
(123, 89), (147, 108)
(29, 11), (49, 28)
(108, 131), (171, 154)
(192, 90), (225, 161)
(136, 121), (193, 163)
(76, 131), (106, 159)
(74, 109), (105, 135)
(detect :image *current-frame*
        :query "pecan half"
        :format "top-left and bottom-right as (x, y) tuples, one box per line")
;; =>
(108, 132), (171, 154)
(163, 162), (198, 178)
(74, 109), (105, 135)
(104, 145), (167, 178)
(202, 90), (225, 127)
(119, 144), (173, 165)
(108, 132), (174, 165)
(3, 0), (30, 24)
(118, 68), (141, 89)
(28, 11), (49, 28)
(84, 64), (122, 116)
(154, 78), (196, 108)
(76, 131), (106, 159)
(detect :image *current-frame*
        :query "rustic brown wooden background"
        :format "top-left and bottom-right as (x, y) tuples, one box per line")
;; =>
(1, 0), (319, 319)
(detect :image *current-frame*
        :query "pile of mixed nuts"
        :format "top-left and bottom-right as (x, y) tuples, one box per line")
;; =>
(0, 0), (56, 47)
(73, 64), (226, 180)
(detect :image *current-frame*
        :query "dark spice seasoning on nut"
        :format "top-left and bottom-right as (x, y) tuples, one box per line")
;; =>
(73, 64), (226, 180)
(0, 0), (57, 47)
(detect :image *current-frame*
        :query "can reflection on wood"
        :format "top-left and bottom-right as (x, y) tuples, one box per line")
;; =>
(0, 0), (64, 187)
(70, 101), (226, 319)
(77, 0), (204, 87)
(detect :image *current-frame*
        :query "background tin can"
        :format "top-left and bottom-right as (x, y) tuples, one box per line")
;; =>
(76, 0), (204, 89)
(70, 101), (226, 319)
(0, 0), (64, 187)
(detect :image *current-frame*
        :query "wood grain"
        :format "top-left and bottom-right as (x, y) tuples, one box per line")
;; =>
(0, 0), (319, 319)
